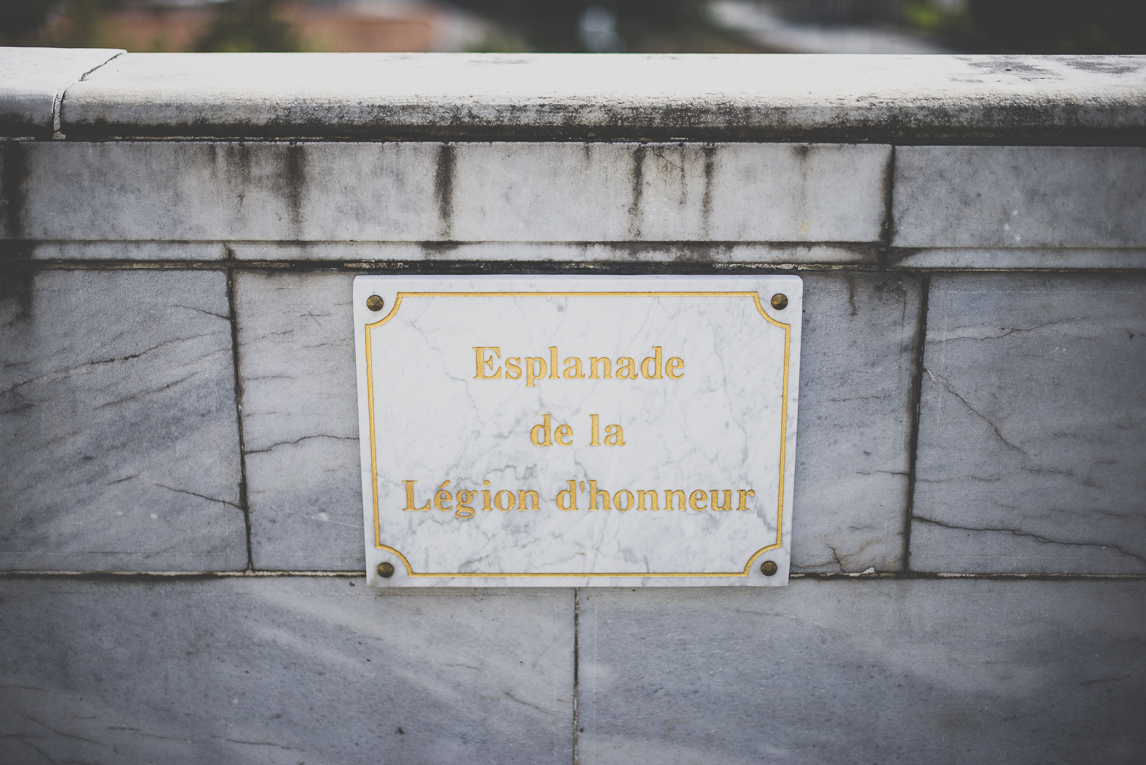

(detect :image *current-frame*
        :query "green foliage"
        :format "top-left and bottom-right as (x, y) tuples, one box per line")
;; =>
(193, 0), (301, 53)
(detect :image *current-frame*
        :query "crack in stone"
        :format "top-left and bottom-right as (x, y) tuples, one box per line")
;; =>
(914, 515), (1146, 565)
(155, 483), (242, 510)
(245, 434), (356, 455)
(926, 369), (1026, 454)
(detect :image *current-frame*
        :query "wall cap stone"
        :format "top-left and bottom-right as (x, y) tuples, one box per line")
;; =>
(0, 47), (124, 137)
(21, 50), (1145, 144)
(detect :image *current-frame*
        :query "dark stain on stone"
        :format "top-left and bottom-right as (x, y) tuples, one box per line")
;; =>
(1, 142), (28, 239)
(434, 143), (455, 240)
(282, 143), (306, 238)
(701, 145), (716, 235)
(1057, 57), (1142, 76)
(0, 241), (34, 323)
(628, 144), (646, 239)
(844, 273), (858, 316)
(0, 144), (33, 322)
(879, 146), (896, 247)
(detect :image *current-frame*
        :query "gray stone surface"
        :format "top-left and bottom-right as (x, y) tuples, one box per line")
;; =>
(237, 270), (919, 573)
(229, 242), (876, 264)
(893, 247), (1146, 270)
(578, 579), (1146, 765)
(60, 53), (1146, 142)
(792, 272), (921, 573)
(0, 270), (245, 571)
(894, 146), (1146, 248)
(446, 142), (888, 243)
(0, 577), (574, 764)
(0, 47), (122, 136)
(4, 141), (887, 244)
(911, 274), (1146, 574)
(234, 271), (361, 570)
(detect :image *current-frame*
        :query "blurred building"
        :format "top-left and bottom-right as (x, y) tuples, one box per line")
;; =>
(30, 0), (496, 52)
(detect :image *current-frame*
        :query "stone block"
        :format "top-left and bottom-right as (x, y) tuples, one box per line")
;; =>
(6, 141), (887, 245)
(0, 47), (122, 137)
(0, 269), (245, 571)
(894, 146), (1146, 248)
(234, 271), (361, 570)
(60, 53), (1146, 143)
(792, 272), (920, 573)
(0, 578), (574, 764)
(578, 579), (1146, 765)
(911, 273), (1146, 574)
(448, 143), (889, 243)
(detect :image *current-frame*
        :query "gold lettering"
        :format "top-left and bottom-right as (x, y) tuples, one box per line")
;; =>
(664, 490), (686, 511)
(525, 357), (547, 387)
(530, 414), (553, 446)
(548, 346), (560, 379)
(473, 347), (502, 379)
(710, 489), (732, 511)
(666, 356), (684, 379)
(736, 489), (756, 510)
(588, 480), (610, 510)
(482, 480), (492, 511)
(455, 489), (475, 519)
(563, 357), (585, 379)
(636, 490), (659, 511)
(604, 424), (625, 446)
(689, 489), (707, 511)
(555, 423), (573, 446)
(589, 357), (612, 379)
(433, 480), (453, 511)
(403, 480), (430, 511)
(613, 489), (634, 511)
(640, 347), (664, 379)
(518, 489), (541, 511)
(590, 414), (600, 446)
(505, 358), (522, 379)
(556, 480), (578, 511)
(494, 490), (517, 511)
(616, 356), (637, 379)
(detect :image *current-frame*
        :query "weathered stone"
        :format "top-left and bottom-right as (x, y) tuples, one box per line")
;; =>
(0, 270), (245, 571)
(0, 578), (574, 764)
(893, 248), (1146, 270)
(911, 273), (1146, 574)
(60, 53), (1146, 143)
(578, 579), (1146, 765)
(894, 146), (1146, 248)
(6, 141), (887, 245)
(792, 272), (921, 573)
(234, 271), (361, 570)
(0, 47), (122, 137)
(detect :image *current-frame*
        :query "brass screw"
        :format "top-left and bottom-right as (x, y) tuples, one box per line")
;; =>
(377, 562), (395, 578)
(760, 560), (778, 576)
(366, 295), (385, 312)
(770, 294), (788, 310)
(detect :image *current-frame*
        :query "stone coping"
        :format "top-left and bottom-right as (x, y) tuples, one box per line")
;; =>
(1, 48), (1145, 142)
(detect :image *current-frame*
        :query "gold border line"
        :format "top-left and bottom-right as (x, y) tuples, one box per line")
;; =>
(365, 290), (792, 579)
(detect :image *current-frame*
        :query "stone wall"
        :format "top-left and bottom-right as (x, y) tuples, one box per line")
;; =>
(2, 49), (1144, 763)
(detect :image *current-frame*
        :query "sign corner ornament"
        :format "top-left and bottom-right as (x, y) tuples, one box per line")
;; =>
(353, 275), (803, 587)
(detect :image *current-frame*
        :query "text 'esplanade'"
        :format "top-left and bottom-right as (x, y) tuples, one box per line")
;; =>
(474, 346), (684, 387)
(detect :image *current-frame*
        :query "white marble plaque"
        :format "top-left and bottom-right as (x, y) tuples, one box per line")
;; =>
(354, 276), (802, 586)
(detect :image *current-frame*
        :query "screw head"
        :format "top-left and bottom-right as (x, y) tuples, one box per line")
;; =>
(760, 560), (778, 576)
(366, 295), (385, 312)
(770, 294), (788, 310)
(377, 562), (395, 578)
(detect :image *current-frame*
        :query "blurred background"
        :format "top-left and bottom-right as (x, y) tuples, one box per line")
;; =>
(0, 0), (1143, 54)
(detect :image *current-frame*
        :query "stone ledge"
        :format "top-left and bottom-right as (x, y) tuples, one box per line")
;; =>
(0, 47), (122, 138)
(5, 50), (1138, 143)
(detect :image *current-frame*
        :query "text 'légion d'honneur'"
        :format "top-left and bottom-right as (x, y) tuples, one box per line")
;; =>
(400, 345), (756, 519)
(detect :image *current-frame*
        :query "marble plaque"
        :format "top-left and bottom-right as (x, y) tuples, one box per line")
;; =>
(354, 276), (803, 586)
